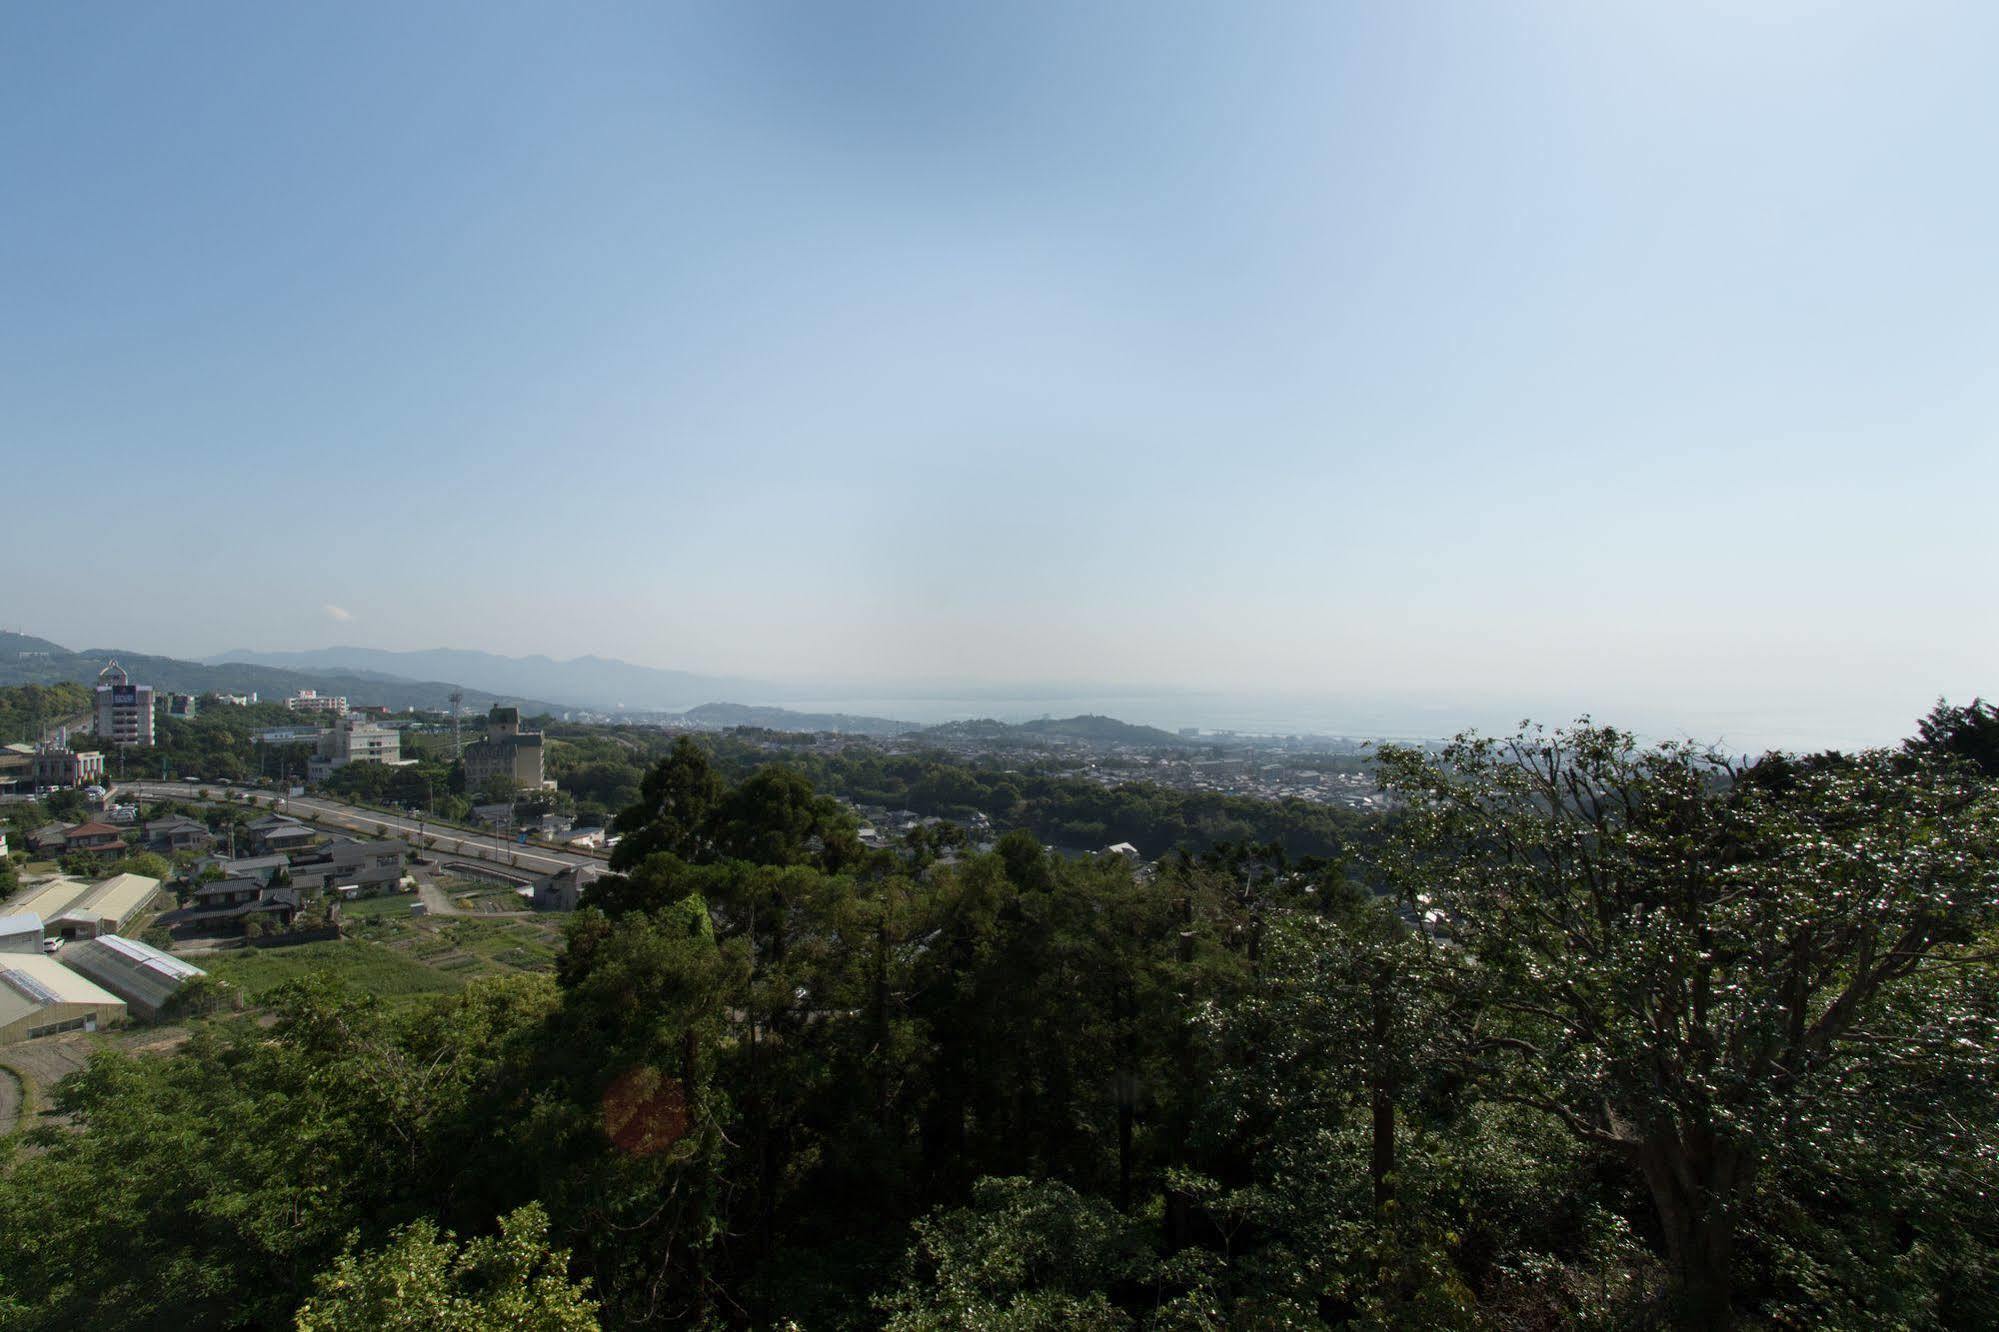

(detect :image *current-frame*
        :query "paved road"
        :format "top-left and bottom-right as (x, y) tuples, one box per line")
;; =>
(0, 1064), (20, 1137)
(415, 876), (466, 917)
(115, 782), (601, 878)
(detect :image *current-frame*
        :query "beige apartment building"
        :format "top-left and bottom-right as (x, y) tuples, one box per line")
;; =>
(307, 717), (405, 781)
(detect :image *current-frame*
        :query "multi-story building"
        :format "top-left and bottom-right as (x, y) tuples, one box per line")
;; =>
(461, 705), (548, 792)
(307, 717), (404, 781)
(286, 690), (349, 715)
(94, 663), (154, 747)
(166, 694), (199, 719)
(32, 745), (105, 790)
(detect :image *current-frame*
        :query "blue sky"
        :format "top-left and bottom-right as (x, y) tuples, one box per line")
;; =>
(3, 2), (1994, 745)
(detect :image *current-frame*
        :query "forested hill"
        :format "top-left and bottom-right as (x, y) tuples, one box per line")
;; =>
(0, 631), (567, 714)
(0, 681), (92, 744)
(922, 713), (1191, 746)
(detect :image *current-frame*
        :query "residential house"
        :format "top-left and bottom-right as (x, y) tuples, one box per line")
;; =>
(188, 878), (270, 911)
(248, 816), (316, 855)
(533, 864), (603, 912)
(63, 821), (125, 855)
(169, 883), (303, 936)
(192, 853), (291, 886)
(27, 824), (69, 855)
(287, 839), (406, 895)
(145, 816), (214, 855)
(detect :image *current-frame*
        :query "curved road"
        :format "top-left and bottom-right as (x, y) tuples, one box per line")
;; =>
(115, 781), (603, 878)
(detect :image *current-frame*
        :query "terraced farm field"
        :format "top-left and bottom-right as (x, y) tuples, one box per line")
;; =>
(203, 908), (568, 1010)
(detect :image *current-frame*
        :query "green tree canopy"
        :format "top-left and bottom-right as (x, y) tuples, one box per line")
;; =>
(1374, 723), (1999, 1326)
(294, 1204), (597, 1332)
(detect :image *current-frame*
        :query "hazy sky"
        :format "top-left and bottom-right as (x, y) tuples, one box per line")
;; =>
(4, 2), (1994, 743)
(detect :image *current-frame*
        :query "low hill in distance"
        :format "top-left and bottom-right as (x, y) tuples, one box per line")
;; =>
(674, 702), (923, 736)
(921, 713), (1193, 747)
(1, 632), (568, 716)
(665, 707), (1194, 745)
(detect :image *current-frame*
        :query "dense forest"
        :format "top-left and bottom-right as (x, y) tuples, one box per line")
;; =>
(0, 702), (1995, 1329)
(711, 737), (1367, 860)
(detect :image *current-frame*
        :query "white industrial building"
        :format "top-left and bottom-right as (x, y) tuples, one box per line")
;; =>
(0, 954), (126, 1043)
(0, 914), (43, 955)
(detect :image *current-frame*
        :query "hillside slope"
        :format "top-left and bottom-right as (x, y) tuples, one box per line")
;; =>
(208, 645), (773, 712)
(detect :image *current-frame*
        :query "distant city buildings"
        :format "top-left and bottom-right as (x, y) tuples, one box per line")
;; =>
(217, 692), (258, 706)
(286, 689), (349, 715)
(94, 662), (154, 747)
(462, 705), (548, 792)
(166, 693), (199, 719)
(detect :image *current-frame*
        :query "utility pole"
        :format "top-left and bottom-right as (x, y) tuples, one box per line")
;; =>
(450, 690), (464, 759)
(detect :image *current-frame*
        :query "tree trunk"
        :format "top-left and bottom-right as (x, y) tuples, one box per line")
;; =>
(1369, 962), (1396, 1216)
(1636, 1139), (1739, 1329)
(1117, 1073), (1136, 1213)
(1370, 1078), (1395, 1215)
(873, 910), (892, 1128)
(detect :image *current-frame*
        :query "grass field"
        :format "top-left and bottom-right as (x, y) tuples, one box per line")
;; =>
(341, 892), (423, 920)
(203, 939), (464, 1005)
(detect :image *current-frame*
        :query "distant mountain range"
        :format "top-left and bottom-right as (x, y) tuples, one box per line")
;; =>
(206, 645), (771, 713)
(1, 632), (569, 715)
